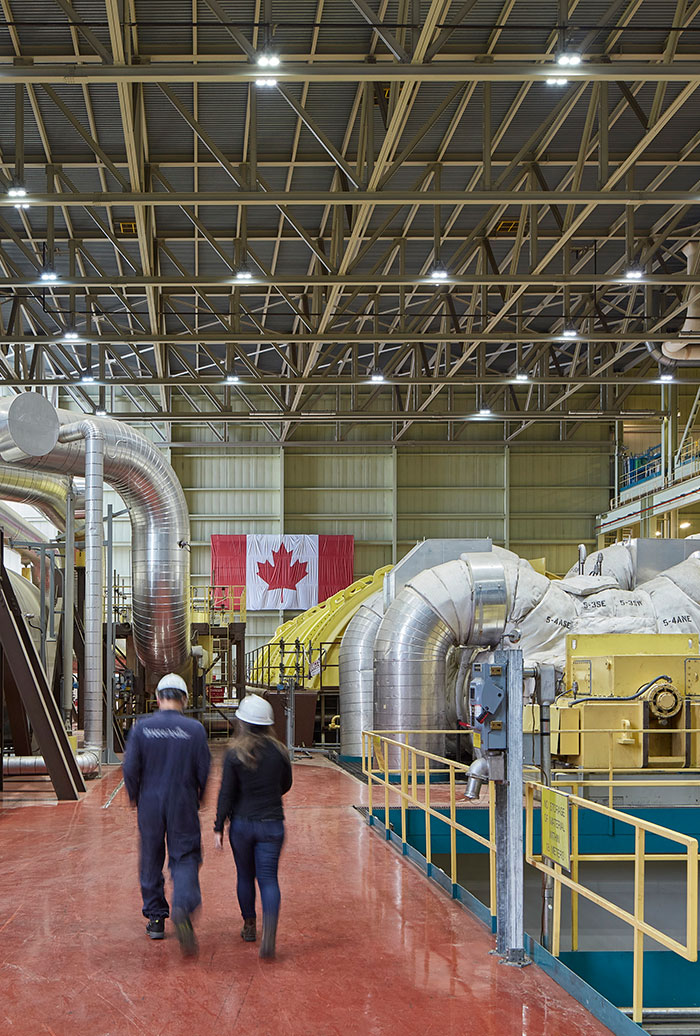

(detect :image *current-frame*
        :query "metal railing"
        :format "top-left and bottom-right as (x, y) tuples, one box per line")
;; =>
(190, 585), (246, 625)
(362, 728), (699, 1029)
(361, 730), (497, 919)
(525, 780), (698, 1025)
(246, 638), (339, 692)
(620, 443), (662, 491)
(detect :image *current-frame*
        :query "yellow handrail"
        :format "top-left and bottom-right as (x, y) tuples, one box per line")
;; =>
(525, 780), (699, 1024)
(362, 730), (497, 920)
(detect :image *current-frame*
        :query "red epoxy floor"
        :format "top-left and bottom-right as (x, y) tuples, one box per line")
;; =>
(0, 755), (613, 1036)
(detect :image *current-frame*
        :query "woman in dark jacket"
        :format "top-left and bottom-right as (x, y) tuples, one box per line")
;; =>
(214, 693), (293, 959)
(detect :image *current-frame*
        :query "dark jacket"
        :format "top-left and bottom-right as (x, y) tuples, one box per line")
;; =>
(214, 739), (293, 832)
(122, 710), (211, 815)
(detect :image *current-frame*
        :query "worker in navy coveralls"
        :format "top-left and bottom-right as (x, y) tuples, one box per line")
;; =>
(122, 673), (211, 956)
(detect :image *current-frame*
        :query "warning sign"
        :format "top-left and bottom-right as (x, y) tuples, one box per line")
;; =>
(541, 786), (570, 869)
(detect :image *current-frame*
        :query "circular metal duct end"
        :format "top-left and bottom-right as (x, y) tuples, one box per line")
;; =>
(5, 393), (60, 459)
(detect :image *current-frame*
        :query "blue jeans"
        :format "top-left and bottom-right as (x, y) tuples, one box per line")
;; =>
(229, 816), (285, 922)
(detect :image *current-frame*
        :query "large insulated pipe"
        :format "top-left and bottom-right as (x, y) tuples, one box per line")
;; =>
(0, 462), (74, 532)
(0, 394), (191, 673)
(338, 591), (383, 759)
(373, 553), (507, 760)
(660, 243), (700, 363)
(3, 751), (100, 777)
(59, 421), (103, 752)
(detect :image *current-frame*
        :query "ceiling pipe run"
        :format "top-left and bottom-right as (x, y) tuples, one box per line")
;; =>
(0, 394), (191, 675)
(650, 242), (700, 365)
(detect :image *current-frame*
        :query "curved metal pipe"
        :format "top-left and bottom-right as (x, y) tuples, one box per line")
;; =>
(373, 554), (507, 760)
(2, 751), (100, 777)
(0, 395), (191, 673)
(338, 591), (383, 758)
(0, 463), (74, 531)
(59, 421), (103, 751)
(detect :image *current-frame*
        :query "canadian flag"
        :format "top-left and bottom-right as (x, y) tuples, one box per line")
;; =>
(211, 534), (354, 611)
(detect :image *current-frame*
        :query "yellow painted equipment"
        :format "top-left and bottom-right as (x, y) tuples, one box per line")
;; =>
(249, 565), (392, 691)
(550, 633), (700, 769)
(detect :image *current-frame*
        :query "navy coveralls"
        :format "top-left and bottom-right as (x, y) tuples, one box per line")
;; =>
(122, 710), (211, 920)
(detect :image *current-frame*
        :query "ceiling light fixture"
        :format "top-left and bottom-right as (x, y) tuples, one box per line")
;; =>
(624, 262), (644, 281)
(478, 407), (492, 416)
(257, 49), (280, 68)
(63, 329), (79, 341)
(659, 372), (674, 382)
(225, 372), (240, 384)
(95, 407), (107, 417)
(561, 324), (578, 339)
(515, 372), (529, 382)
(255, 78), (277, 87)
(429, 260), (449, 282)
(80, 371), (95, 383)
(369, 369), (385, 383)
(40, 265), (58, 283)
(235, 266), (253, 282)
(680, 521), (691, 530)
(556, 51), (581, 66)
(546, 77), (568, 86)
(8, 185), (26, 198)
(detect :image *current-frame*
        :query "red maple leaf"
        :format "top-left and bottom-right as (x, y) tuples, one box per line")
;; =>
(257, 543), (309, 601)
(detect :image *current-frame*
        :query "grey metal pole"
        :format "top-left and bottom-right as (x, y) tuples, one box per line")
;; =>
(48, 548), (55, 641)
(62, 479), (75, 725)
(539, 664), (556, 952)
(39, 545), (46, 670)
(495, 647), (526, 963)
(104, 504), (119, 764)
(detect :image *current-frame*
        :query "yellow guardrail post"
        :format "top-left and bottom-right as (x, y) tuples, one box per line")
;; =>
(425, 755), (431, 868)
(489, 783), (497, 920)
(633, 827), (645, 1024)
(449, 765), (457, 886)
(401, 744), (408, 847)
(571, 799), (579, 952)
(384, 741), (390, 838)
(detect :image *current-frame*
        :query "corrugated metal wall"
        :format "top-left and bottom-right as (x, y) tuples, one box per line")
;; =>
(168, 440), (612, 648)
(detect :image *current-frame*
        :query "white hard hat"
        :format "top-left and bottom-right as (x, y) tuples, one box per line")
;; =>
(236, 694), (274, 726)
(156, 672), (189, 703)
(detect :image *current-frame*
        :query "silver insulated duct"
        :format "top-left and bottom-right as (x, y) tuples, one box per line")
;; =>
(0, 393), (191, 673)
(338, 591), (383, 759)
(0, 463), (74, 532)
(373, 553), (507, 760)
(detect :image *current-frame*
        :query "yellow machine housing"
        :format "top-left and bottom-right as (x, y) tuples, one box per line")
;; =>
(551, 633), (700, 770)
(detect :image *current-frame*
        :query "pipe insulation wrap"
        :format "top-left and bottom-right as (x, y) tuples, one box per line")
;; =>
(0, 463), (74, 532)
(371, 544), (700, 752)
(338, 591), (383, 757)
(0, 395), (191, 673)
(3, 751), (100, 777)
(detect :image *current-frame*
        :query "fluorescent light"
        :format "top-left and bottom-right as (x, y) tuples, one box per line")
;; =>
(546, 77), (568, 86)
(255, 78), (277, 87)
(515, 372), (529, 382)
(681, 521), (691, 530)
(624, 263), (644, 281)
(225, 373), (240, 384)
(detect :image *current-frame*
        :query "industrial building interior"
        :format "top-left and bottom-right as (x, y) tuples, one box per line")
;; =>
(3, 1), (700, 1034)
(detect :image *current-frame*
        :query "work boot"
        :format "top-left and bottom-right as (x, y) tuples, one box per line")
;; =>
(145, 918), (165, 940)
(241, 918), (257, 942)
(172, 908), (198, 958)
(259, 913), (278, 960)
